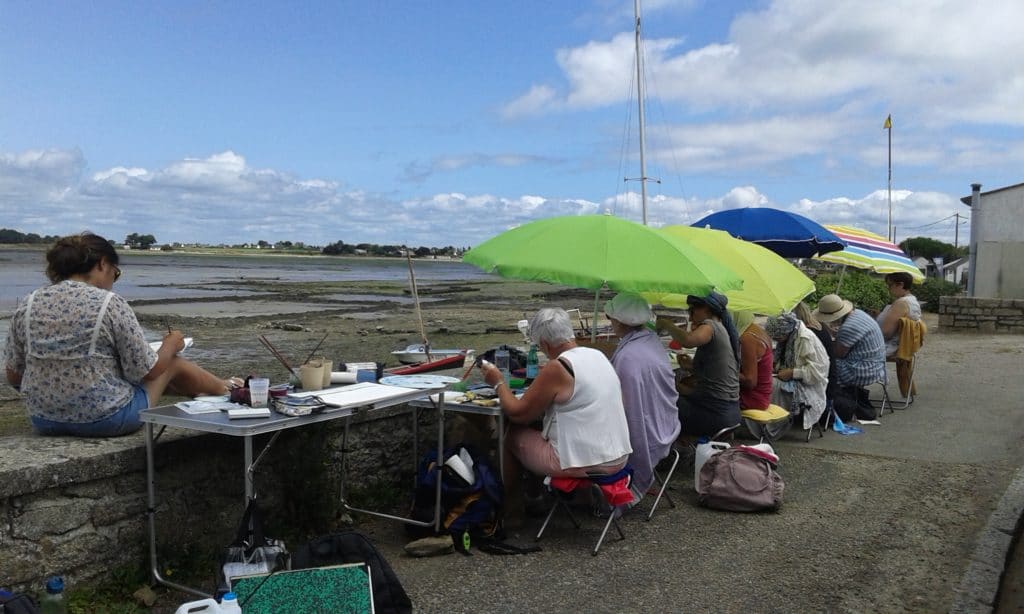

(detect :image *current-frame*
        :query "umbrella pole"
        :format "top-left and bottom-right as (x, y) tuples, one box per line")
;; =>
(836, 265), (847, 294)
(591, 289), (603, 343)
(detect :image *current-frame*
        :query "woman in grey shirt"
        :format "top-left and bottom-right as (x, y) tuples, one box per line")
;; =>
(656, 291), (741, 437)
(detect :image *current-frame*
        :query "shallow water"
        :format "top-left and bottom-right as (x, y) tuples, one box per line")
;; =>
(0, 248), (491, 346)
(0, 249), (488, 313)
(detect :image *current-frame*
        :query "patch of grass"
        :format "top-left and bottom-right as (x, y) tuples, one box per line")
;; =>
(66, 563), (149, 613)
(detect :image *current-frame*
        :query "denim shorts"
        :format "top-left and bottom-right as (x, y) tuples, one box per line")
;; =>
(31, 386), (150, 437)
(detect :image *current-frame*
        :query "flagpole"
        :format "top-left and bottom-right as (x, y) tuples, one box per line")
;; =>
(886, 114), (893, 242)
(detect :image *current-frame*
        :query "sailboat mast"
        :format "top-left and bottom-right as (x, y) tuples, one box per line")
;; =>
(634, 0), (649, 226)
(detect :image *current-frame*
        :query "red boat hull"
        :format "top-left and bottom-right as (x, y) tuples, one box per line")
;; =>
(386, 353), (466, 375)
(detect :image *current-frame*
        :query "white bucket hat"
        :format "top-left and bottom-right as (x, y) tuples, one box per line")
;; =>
(604, 293), (653, 327)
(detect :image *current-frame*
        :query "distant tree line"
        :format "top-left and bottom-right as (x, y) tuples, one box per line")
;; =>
(0, 227), (466, 257)
(321, 240), (466, 258)
(0, 228), (60, 244)
(898, 236), (967, 261)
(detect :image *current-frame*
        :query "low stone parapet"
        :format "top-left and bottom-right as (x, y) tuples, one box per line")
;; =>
(939, 296), (1024, 333)
(0, 403), (436, 593)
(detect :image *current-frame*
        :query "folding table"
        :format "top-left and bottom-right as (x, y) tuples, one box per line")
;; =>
(141, 382), (440, 598)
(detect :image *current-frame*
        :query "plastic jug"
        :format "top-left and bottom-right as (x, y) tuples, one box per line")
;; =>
(694, 439), (730, 491)
(174, 592), (241, 614)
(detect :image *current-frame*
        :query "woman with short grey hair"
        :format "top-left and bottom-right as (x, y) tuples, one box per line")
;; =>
(479, 306), (632, 527)
(527, 307), (577, 346)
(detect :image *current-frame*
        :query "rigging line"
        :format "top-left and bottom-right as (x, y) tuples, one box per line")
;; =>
(613, 61), (638, 218)
(904, 214), (957, 230)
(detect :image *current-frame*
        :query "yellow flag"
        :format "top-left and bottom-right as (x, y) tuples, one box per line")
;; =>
(883, 114), (892, 129)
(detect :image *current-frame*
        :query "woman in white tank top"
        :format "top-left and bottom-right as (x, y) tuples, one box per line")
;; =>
(479, 307), (632, 524)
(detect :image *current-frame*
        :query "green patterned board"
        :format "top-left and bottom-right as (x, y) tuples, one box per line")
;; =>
(231, 563), (373, 613)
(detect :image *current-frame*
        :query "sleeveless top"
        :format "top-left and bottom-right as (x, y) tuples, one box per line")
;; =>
(877, 294), (922, 356)
(542, 346), (632, 469)
(740, 334), (773, 410)
(692, 319), (740, 402)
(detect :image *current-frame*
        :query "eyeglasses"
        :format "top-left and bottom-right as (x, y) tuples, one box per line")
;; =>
(112, 264), (122, 282)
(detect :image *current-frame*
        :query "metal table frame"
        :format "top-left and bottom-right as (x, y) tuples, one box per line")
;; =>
(141, 385), (438, 598)
(408, 397), (506, 478)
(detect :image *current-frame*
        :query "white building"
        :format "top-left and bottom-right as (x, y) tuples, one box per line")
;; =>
(961, 182), (1024, 299)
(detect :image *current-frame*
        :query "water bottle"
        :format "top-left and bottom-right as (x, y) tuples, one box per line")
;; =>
(494, 348), (511, 385)
(525, 344), (539, 385)
(40, 576), (66, 614)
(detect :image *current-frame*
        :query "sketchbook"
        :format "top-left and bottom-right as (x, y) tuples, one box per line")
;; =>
(286, 382), (420, 411)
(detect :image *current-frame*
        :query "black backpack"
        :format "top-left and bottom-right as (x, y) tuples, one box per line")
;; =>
(0, 591), (39, 614)
(291, 530), (412, 614)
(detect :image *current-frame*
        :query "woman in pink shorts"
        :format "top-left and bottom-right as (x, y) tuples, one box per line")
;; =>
(480, 307), (632, 524)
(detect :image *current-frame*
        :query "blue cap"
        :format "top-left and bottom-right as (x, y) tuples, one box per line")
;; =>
(697, 436), (709, 444)
(46, 576), (64, 593)
(222, 592), (238, 602)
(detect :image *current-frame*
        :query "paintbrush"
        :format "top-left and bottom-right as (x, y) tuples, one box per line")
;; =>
(301, 333), (329, 366)
(259, 335), (295, 375)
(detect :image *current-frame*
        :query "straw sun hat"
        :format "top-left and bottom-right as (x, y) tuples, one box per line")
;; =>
(812, 294), (854, 323)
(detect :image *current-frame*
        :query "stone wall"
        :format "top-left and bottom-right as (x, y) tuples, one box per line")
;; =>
(0, 403), (449, 594)
(938, 296), (1024, 333)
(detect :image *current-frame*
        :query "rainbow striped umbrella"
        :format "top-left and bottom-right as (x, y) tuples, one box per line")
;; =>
(815, 225), (924, 282)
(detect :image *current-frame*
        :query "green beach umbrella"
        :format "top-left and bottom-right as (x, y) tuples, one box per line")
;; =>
(642, 225), (816, 315)
(463, 214), (744, 296)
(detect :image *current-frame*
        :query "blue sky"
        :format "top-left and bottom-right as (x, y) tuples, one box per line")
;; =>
(3, 0), (1022, 248)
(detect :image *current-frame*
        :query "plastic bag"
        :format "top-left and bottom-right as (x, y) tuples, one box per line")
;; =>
(217, 499), (290, 594)
(832, 414), (862, 436)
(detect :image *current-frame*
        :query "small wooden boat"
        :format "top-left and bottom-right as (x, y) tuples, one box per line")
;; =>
(390, 344), (467, 365)
(387, 352), (467, 375)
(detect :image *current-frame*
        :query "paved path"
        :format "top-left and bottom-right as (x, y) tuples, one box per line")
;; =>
(364, 323), (1024, 612)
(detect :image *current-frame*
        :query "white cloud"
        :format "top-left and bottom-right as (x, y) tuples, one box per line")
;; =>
(501, 85), (559, 119)
(0, 141), (971, 251)
(504, 0), (1024, 178)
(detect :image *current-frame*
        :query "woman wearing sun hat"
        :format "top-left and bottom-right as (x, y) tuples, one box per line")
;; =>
(811, 293), (886, 420)
(655, 291), (741, 438)
(604, 293), (680, 500)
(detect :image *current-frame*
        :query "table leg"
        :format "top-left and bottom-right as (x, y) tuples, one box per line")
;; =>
(497, 411), (505, 479)
(145, 422), (211, 598)
(244, 435), (254, 503)
(434, 391), (445, 534)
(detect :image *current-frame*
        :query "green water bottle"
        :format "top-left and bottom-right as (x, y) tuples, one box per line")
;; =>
(40, 576), (66, 614)
(525, 344), (539, 386)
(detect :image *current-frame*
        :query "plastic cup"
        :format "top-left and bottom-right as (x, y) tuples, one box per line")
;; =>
(494, 349), (511, 384)
(249, 378), (270, 408)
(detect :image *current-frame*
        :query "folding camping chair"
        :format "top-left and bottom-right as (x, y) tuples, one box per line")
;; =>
(535, 467), (634, 556)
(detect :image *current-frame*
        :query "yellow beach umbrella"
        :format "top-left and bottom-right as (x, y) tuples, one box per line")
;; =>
(643, 225), (815, 315)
